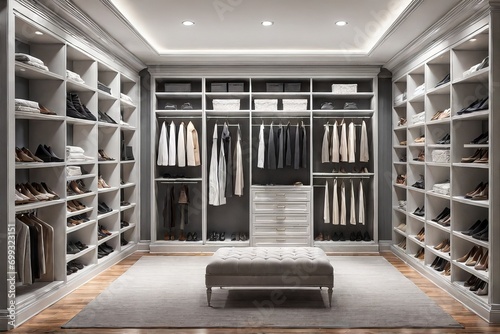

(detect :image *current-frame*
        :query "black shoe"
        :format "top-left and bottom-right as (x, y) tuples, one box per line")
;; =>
(69, 93), (96, 121)
(74, 241), (88, 250)
(434, 73), (450, 87)
(355, 231), (363, 242)
(192, 232), (198, 241)
(219, 232), (225, 241)
(35, 144), (55, 162)
(432, 207), (450, 222)
(363, 231), (371, 241)
(230, 233), (236, 241)
(470, 132), (488, 144)
(66, 95), (87, 119)
(339, 232), (345, 241)
(186, 232), (193, 241)
(44, 145), (64, 162)
(102, 242), (114, 253)
(436, 134), (450, 144)
(67, 242), (80, 254)
(472, 226), (488, 240)
(349, 232), (356, 241)
(462, 219), (482, 235)
(332, 232), (339, 241)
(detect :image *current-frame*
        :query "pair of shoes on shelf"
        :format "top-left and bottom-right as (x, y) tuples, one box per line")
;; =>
(98, 201), (113, 214)
(414, 247), (425, 260)
(399, 140), (407, 146)
(415, 227), (425, 242)
(413, 206), (425, 217)
(436, 133), (450, 144)
(397, 117), (407, 127)
(208, 231), (225, 241)
(411, 175), (425, 189)
(230, 232), (248, 241)
(396, 239), (406, 250)
(98, 175), (111, 189)
(470, 131), (488, 144)
(67, 260), (85, 275)
(16, 147), (43, 163)
(464, 275), (488, 295)
(121, 237), (129, 246)
(457, 96), (489, 115)
(414, 135), (425, 143)
(33, 144), (64, 162)
(321, 102), (334, 110)
(67, 92), (97, 120)
(458, 246), (487, 267)
(430, 108), (451, 120)
(67, 199), (85, 212)
(430, 256), (449, 272)
(98, 243), (114, 258)
(396, 174), (406, 185)
(98, 110), (117, 124)
(396, 223), (407, 232)
(163, 102), (193, 110)
(98, 149), (115, 161)
(67, 213), (89, 227)
(120, 220), (130, 228)
(434, 73), (450, 88)
(67, 241), (87, 254)
(413, 151), (425, 162)
(431, 207), (450, 226)
(461, 149), (488, 163)
(434, 239), (450, 253)
(461, 219), (488, 238)
(186, 232), (198, 241)
(465, 182), (488, 200)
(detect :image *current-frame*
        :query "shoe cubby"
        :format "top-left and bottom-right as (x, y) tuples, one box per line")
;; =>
(425, 51), (451, 92)
(67, 122), (98, 160)
(66, 45), (97, 91)
(451, 29), (489, 84)
(393, 76), (407, 106)
(452, 270), (489, 303)
(425, 224), (450, 256)
(425, 196), (451, 228)
(451, 238), (489, 283)
(407, 187), (425, 218)
(426, 165), (450, 193)
(426, 95), (450, 123)
(407, 163), (425, 191)
(406, 222), (425, 256)
(407, 66), (425, 100)
(452, 118), (488, 165)
(16, 118), (66, 163)
(97, 63), (120, 98)
(451, 166), (488, 202)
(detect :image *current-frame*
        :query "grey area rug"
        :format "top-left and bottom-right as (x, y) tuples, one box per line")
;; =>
(63, 256), (462, 329)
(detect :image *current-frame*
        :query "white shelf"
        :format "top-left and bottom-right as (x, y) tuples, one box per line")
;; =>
(393, 227), (407, 237)
(452, 196), (489, 208)
(66, 80), (95, 92)
(67, 263), (97, 282)
(66, 245), (96, 262)
(427, 191), (450, 200)
(452, 281), (489, 305)
(464, 144), (489, 149)
(120, 182), (136, 189)
(452, 231), (489, 249)
(452, 163), (489, 169)
(155, 92), (202, 98)
(67, 192), (96, 202)
(120, 222), (136, 233)
(426, 220), (451, 233)
(453, 67), (489, 84)
(453, 260), (489, 284)
(97, 209), (119, 220)
(426, 83), (450, 95)
(67, 219), (96, 234)
(15, 61), (64, 80)
(452, 110), (489, 121)
(393, 206), (407, 214)
(15, 199), (65, 213)
(120, 203), (136, 211)
(67, 206), (93, 218)
(98, 186), (119, 194)
(15, 162), (65, 170)
(97, 89), (117, 101)
(15, 112), (65, 121)
(312, 92), (374, 99)
(155, 110), (203, 117)
(426, 245), (451, 261)
(66, 117), (96, 126)
(98, 231), (119, 245)
(67, 173), (97, 181)
(407, 235), (425, 248)
(426, 162), (450, 167)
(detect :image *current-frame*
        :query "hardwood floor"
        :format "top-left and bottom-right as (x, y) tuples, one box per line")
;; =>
(12, 251), (500, 333)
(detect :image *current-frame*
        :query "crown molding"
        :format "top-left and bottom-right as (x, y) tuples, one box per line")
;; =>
(14, 0), (145, 73)
(367, 0), (424, 56)
(385, 0), (488, 73)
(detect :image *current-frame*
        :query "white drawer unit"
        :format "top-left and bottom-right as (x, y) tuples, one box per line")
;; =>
(251, 186), (312, 246)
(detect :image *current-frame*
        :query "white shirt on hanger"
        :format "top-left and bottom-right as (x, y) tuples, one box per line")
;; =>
(168, 121), (176, 166)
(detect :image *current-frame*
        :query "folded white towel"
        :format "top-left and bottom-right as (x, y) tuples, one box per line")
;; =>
(15, 53), (45, 66)
(66, 145), (85, 153)
(15, 98), (40, 109)
(120, 93), (133, 103)
(66, 69), (85, 84)
(15, 106), (40, 113)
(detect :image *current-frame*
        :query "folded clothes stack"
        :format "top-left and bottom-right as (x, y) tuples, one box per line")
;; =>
(120, 93), (134, 104)
(66, 145), (94, 162)
(412, 111), (426, 125)
(15, 53), (49, 71)
(433, 181), (450, 195)
(413, 83), (425, 96)
(66, 69), (85, 84)
(15, 98), (40, 113)
(98, 81), (112, 94)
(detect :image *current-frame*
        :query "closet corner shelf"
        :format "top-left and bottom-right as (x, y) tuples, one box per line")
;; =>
(452, 110), (489, 121)
(15, 199), (65, 213)
(452, 281), (489, 304)
(452, 260), (489, 284)
(67, 173), (97, 181)
(67, 219), (96, 234)
(426, 162), (451, 167)
(98, 232), (119, 245)
(66, 160), (96, 166)
(120, 182), (136, 189)
(98, 187), (119, 194)
(120, 203), (136, 211)
(312, 110), (374, 117)
(452, 163), (489, 169)
(453, 68), (489, 84)
(15, 61), (64, 81)
(97, 209), (119, 220)
(67, 192), (96, 202)
(66, 245), (96, 263)
(67, 206), (94, 218)
(97, 122), (119, 129)
(15, 112), (66, 122)
(97, 90), (118, 101)
(66, 117), (96, 126)
(426, 83), (450, 95)
(408, 93), (425, 103)
(66, 80), (96, 93)
(426, 191), (450, 200)
(426, 220), (450, 233)
(452, 230), (489, 249)
(427, 118), (451, 125)
(155, 110), (203, 117)
(425, 246), (451, 261)
(452, 196), (489, 208)
(98, 160), (118, 165)
(15, 161), (65, 170)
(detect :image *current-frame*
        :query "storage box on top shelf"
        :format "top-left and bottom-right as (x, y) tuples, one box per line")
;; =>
(266, 83), (283, 92)
(212, 99), (240, 110)
(164, 83), (191, 92)
(283, 99), (308, 111)
(254, 99), (278, 111)
(332, 84), (357, 94)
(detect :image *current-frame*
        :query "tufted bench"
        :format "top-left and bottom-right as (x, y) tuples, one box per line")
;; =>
(205, 247), (334, 307)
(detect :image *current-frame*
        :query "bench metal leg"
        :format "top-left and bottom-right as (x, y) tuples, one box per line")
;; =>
(207, 287), (212, 306)
(328, 287), (333, 308)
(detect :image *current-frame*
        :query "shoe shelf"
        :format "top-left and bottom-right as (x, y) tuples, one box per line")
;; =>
(426, 162), (450, 168)
(452, 196), (489, 208)
(98, 232), (118, 245)
(426, 245), (451, 261)
(121, 160), (135, 165)
(393, 183), (407, 190)
(393, 227), (407, 237)
(453, 260), (489, 284)
(452, 110), (489, 121)
(426, 219), (451, 233)
(66, 80), (96, 93)
(67, 173), (97, 182)
(426, 83), (451, 96)
(409, 161), (425, 166)
(98, 122), (119, 129)
(15, 61), (64, 81)
(453, 67), (489, 84)
(67, 192), (96, 202)
(15, 162), (65, 170)
(464, 144), (489, 149)
(452, 163), (489, 169)
(120, 203), (136, 211)
(15, 112), (66, 122)
(67, 219), (96, 234)
(67, 263), (97, 282)
(98, 160), (118, 166)
(453, 281), (489, 305)
(66, 117), (96, 126)
(66, 161), (96, 167)
(66, 245), (96, 263)
(120, 223), (136, 233)
(393, 206), (407, 215)
(97, 209), (119, 220)
(120, 182), (135, 189)
(407, 235), (425, 248)
(311, 110), (375, 117)
(120, 125), (137, 131)
(427, 118), (451, 125)
(97, 90), (118, 102)
(453, 231), (489, 249)
(98, 186), (119, 194)
(14, 199), (65, 213)
(67, 206), (94, 218)
(408, 187), (426, 195)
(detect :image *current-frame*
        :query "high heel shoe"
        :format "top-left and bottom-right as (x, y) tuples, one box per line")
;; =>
(465, 247), (483, 266)
(475, 250), (489, 271)
(471, 183), (488, 201)
(98, 175), (111, 189)
(457, 246), (479, 263)
(461, 149), (483, 163)
(98, 149), (115, 161)
(465, 182), (484, 199)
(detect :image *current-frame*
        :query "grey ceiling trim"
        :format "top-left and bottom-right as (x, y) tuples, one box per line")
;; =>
(15, 0), (145, 72)
(367, 0), (424, 56)
(385, 0), (488, 72)
(100, 0), (158, 55)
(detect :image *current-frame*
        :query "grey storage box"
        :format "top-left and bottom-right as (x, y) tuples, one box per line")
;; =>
(211, 83), (227, 92)
(228, 83), (244, 92)
(266, 83), (283, 92)
(285, 83), (301, 92)
(164, 83), (191, 92)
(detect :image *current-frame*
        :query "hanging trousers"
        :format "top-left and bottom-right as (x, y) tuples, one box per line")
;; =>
(321, 124), (330, 163)
(221, 123), (232, 197)
(350, 180), (356, 225)
(208, 123), (220, 206)
(332, 179), (339, 225)
(324, 180), (330, 223)
(257, 124), (265, 168)
(360, 120), (369, 162)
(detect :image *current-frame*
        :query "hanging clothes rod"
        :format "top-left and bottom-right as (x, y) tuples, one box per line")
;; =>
(157, 116), (200, 119)
(253, 115), (310, 119)
(313, 116), (371, 119)
(313, 175), (371, 179)
(207, 115), (248, 119)
(324, 123), (363, 127)
(159, 181), (200, 184)
(215, 123), (241, 127)
(251, 124), (310, 127)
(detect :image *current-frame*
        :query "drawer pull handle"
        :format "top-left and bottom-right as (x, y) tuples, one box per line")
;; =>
(276, 205), (286, 209)
(276, 228), (286, 232)
(276, 217), (286, 220)
(276, 239), (287, 242)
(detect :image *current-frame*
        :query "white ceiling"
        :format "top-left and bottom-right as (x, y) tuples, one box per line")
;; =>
(70, 0), (464, 66)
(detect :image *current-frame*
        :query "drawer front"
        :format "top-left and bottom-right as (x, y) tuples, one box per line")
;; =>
(252, 189), (311, 202)
(253, 214), (309, 226)
(253, 225), (309, 236)
(253, 202), (310, 214)
(252, 236), (311, 247)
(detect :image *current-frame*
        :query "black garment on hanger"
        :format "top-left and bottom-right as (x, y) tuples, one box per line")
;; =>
(285, 122), (292, 166)
(268, 123), (277, 169)
(163, 185), (176, 228)
(221, 124), (232, 197)
(294, 123), (300, 169)
(301, 121), (307, 168)
(178, 184), (189, 228)
(277, 123), (284, 168)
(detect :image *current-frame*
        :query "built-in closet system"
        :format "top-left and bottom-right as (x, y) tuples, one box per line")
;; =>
(148, 67), (379, 253)
(390, 10), (500, 322)
(1, 1), (141, 328)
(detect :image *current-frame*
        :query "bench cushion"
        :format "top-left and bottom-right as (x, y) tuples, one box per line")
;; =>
(206, 247), (333, 276)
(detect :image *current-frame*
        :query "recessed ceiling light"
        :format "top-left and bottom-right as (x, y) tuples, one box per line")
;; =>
(34, 31), (43, 35)
(261, 21), (274, 27)
(182, 21), (195, 26)
(335, 21), (348, 26)
(470, 38), (477, 42)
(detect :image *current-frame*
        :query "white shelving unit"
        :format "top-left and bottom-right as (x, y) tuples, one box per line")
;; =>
(391, 21), (500, 322)
(148, 68), (379, 253)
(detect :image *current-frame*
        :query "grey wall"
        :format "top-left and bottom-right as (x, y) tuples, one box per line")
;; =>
(377, 68), (393, 241)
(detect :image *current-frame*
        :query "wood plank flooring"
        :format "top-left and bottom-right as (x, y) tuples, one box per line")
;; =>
(11, 251), (500, 333)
